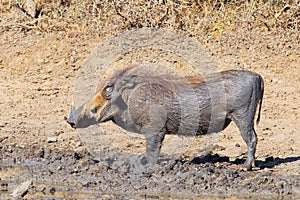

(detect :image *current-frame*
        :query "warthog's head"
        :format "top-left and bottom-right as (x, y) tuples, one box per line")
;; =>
(67, 83), (115, 128)
(67, 67), (133, 129)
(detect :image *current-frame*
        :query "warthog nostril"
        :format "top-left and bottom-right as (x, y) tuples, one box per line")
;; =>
(67, 120), (76, 128)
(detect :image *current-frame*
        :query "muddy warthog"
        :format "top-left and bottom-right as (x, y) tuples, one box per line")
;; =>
(67, 66), (264, 170)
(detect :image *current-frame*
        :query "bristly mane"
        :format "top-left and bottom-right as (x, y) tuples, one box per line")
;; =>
(109, 66), (137, 81)
(97, 66), (208, 93)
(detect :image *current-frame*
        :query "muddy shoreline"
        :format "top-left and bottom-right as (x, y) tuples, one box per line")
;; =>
(1, 144), (299, 199)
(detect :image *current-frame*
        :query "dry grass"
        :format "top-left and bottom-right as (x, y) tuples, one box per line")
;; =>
(0, 0), (299, 36)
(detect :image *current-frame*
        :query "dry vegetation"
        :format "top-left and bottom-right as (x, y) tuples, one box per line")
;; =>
(1, 0), (299, 36)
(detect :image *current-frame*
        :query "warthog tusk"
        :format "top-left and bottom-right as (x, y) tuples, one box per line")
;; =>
(69, 101), (75, 117)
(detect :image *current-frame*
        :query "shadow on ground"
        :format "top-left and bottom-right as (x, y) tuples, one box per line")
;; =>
(189, 153), (300, 170)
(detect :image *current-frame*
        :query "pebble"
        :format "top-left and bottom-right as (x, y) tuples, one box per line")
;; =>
(49, 186), (56, 195)
(75, 141), (83, 147)
(47, 137), (57, 143)
(0, 136), (8, 143)
(10, 180), (32, 198)
(0, 122), (7, 127)
(92, 157), (101, 163)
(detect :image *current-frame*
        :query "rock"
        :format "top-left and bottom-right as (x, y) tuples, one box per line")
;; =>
(0, 122), (7, 128)
(0, 136), (8, 143)
(47, 137), (57, 143)
(49, 187), (56, 195)
(11, 180), (32, 198)
(92, 157), (101, 163)
(71, 168), (79, 174)
(75, 141), (83, 147)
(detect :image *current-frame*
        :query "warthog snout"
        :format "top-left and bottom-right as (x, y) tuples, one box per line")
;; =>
(66, 97), (107, 129)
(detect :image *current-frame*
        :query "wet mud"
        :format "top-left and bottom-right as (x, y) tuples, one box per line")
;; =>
(1, 144), (299, 199)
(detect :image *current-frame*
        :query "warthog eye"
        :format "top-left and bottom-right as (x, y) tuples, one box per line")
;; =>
(102, 83), (114, 99)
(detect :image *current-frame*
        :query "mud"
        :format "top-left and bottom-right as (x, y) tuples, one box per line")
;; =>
(0, 144), (299, 199)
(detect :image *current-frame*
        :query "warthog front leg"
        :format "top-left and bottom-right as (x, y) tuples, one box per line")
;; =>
(144, 131), (165, 167)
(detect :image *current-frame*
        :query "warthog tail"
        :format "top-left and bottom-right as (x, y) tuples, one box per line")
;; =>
(256, 76), (264, 125)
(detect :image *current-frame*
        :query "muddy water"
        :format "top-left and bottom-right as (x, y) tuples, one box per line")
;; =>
(0, 144), (299, 199)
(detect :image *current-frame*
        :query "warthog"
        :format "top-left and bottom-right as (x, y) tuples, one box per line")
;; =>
(67, 66), (264, 170)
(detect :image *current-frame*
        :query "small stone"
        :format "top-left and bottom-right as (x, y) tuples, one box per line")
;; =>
(49, 187), (56, 195)
(75, 142), (82, 147)
(0, 122), (7, 128)
(11, 180), (32, 198)
(92, 157), (101, 163)
(263, 167), (270, 172)
(0, 136), (8, 143)
(47, 137), (57, 143)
